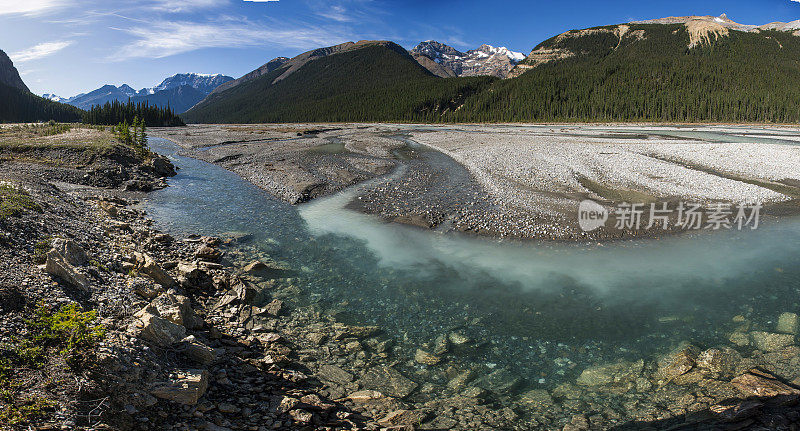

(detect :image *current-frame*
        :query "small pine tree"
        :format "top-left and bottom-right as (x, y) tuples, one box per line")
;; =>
(132, 116), (141, 145)
(138, 120), (147, 150)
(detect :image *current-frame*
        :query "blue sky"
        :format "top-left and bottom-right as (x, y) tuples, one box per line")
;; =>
(2, 0), (799, 96)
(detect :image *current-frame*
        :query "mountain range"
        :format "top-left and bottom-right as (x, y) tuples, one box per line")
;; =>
(45, 73), (234, 113)
(184, 14), (800, 124)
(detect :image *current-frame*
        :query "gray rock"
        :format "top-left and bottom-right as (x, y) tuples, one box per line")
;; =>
(52, 238), (89, 266)
(359, 366), (418, 399)
(45, 249), (89, 291)
(150, 369), (209, 405)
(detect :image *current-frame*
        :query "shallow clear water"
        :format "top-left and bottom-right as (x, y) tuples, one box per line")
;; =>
(143, 134), (800, 394)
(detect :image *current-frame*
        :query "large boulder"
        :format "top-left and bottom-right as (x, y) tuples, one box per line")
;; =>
(51, 238), (89, 266)
(134, 252), (175, 288)
(194, 245), (222, 262)
(45, 249), (89, 291)
(177, 261), (214, 290)
(149, 292), (203, 330)
(150, 369), (208, 405)
(129, 312), (186, 347)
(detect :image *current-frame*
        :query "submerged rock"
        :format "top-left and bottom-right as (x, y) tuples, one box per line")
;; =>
(318, 364), (353, 385)
(447, 369), (478, 391)
(473, 368), (521, 394)
(696, 347), (742, 377)
(750, 331), (795, 352)
(518, 389), (561, 413)
(576, 359), (644, 388)
(653, 344), (699, 385)
(415, 349), (442, 366)
(731, 369), (800, 399)
(359, 366), (418, 399)
(776, 312), (799, 335)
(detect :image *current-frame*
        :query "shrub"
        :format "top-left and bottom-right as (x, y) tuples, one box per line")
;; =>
(0, 184), (41, 220)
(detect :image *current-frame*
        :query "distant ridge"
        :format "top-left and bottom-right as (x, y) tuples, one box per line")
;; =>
(51, 73), (234, 113)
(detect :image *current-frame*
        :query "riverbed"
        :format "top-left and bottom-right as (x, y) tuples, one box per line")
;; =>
(143, 126), (800, 429)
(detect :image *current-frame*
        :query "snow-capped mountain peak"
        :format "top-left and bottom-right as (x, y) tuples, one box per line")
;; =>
(411, 41), (524, 78)
(152, 73), (233, 94)
(42, 93), (67, 103)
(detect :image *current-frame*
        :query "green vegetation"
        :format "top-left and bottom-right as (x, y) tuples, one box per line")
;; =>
(185, 26), (800, 124)
(112, 116), (149, 157)
(26, 303), (106, 368)
(183, 43), (496, 123)
(33, 236), (52, 264)
(83, 99), (185, 127)
(0, 303), (104, 426)
(0, 184), (41, 220)
(0, 82), (83, 124)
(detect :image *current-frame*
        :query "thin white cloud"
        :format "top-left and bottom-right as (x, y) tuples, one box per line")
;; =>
(147, 0), (228, 12)
(10, 41), (74, 62)
(317, 5), (352, 22)
(112, 18), (350, 60)
(0, 0), (66, 16)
